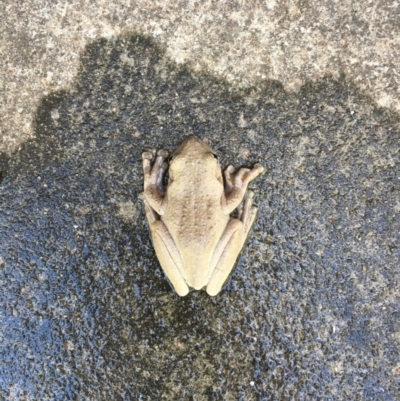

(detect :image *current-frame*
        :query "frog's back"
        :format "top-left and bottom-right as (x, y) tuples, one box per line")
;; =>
(162, 166), (229, 289)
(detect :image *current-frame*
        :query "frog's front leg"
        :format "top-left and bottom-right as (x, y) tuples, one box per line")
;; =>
(207, 191), (258, 296)
(141, 196), (190, 297)
(142, 148), (169, 215)
(222, 163), (264, 214)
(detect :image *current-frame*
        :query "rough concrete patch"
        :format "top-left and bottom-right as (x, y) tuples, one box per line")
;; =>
(2, 0), (400, 155)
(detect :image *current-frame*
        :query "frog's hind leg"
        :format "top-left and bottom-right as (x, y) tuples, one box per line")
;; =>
(238, 190), (258, 239)
(141, 197), (190, 297)
(206, 191), (257, 296)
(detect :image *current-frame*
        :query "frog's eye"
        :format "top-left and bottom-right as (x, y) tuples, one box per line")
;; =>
(212, 153), (218, 160)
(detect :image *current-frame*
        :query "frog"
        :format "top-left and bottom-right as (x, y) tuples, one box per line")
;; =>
(140, 137), (264, 296)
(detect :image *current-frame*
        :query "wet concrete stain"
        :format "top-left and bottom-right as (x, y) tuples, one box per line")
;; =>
(0, 35), (399, 400)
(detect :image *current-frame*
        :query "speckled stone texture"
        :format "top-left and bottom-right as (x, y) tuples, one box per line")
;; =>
(0, 36), (399, 400)
(2, 0), (400, 155)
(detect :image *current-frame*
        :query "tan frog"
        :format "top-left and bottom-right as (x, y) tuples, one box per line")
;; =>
(140, 137), (264, 296)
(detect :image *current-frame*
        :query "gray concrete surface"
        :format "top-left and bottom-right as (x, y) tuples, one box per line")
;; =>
(2, 1), (400, 155)
(1, 2), (400, 400)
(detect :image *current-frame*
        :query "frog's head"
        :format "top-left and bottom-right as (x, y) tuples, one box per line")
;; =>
(169, 137), (220, 175)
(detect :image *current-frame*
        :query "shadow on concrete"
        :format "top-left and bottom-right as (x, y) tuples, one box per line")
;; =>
(0, 34), (399, 400)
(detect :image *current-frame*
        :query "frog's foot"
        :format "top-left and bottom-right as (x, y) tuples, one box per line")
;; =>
(222, 163), (264, 214)
(224, 163), (264, 191)
(141, 148), (169, 215)
(142, 149), (169, 194)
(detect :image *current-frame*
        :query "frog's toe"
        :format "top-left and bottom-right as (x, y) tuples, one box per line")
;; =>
(225, 165), (235, 174)
(253, 163), (265, 174)
(157, 149), (169, 159)
(246, 190), (255, 199)
(237, 167), (251, 178)
(175, 284), (190, 297)
(142, 151), (154, 160)
(206, 285), (222, 297)
(142, 153), (154, 176)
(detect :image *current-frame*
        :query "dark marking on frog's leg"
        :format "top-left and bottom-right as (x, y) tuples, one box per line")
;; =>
(240, 190), (257, 237)
(155, 150), (169, 195)
(139, 192), (159, 223)
(142, 149), (169, 188)
(141, 148), (169, 215)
